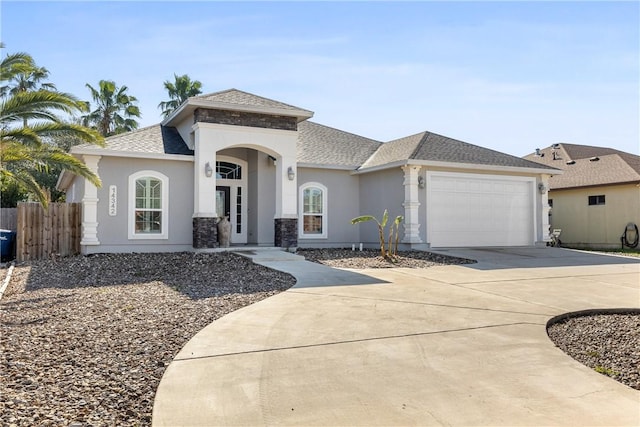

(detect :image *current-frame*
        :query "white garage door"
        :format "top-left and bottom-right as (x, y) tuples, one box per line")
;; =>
(428, 172), (534, 247)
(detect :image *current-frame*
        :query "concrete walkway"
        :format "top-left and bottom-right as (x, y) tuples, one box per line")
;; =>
(153, 247), (640, 426)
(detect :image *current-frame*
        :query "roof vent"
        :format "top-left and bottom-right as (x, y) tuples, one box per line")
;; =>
(535, 148), (544, 157)
(589, 156), (600, 162)
(552, 143), (560, 149)
(566, 160), (576, 165)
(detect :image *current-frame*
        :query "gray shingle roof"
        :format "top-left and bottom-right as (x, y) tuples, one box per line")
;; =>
(77, 125), (193, 156)
(193, 89), (313, 115)
(359, 132), (424, 169)
(360, 131), (554, 170)
(297, 121), (381, 168)
(524, 144), (640, 189)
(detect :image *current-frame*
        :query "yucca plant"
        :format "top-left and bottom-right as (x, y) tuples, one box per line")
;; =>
(351, 210), (403, 260)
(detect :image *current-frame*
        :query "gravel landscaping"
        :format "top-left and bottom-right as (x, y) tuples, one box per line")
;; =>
(1, 249), (637, 426)
(0, 252), (295, 427)
(297, 248), (475, 268)
(547, 311), (640, 391)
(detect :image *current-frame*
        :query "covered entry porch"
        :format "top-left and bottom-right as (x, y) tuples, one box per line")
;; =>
(191, 123), (300, 249)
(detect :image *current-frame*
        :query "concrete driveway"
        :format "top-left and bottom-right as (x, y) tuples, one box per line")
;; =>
(153, 247), (640, 426)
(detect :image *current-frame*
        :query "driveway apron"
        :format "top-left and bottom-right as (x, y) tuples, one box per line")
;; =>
(153, 247), (640, 426)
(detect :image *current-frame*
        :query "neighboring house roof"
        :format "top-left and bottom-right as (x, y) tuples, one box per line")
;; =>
(361, 130), (554, 171)
(524, 143), (640, 189)
(297, 121), (382, 168)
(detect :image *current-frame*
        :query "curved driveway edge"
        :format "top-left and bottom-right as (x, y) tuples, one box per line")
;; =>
(153, 247), (640, 426)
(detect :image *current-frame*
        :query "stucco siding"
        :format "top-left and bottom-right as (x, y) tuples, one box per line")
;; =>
(65, 176), (84, 203)
(549, 183), (640, 248)
(87, 156), (194, 253)
(297, 168), (361, 248)
(358, 168), (405, 246)
(247, 151), (276, 245)
(175, 116), (194, 149)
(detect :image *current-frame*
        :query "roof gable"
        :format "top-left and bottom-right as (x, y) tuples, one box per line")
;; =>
(163, 89), (314, 126)
(193, 89), (311, 114)
(359, 132), (425, 169)
(361, 131), (555, 171)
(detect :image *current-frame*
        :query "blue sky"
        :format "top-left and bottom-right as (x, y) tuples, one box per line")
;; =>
(2, 1), (638, 156)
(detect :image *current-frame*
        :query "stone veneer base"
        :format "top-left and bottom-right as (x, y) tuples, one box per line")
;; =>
(274, 218), (298, 249)
(193, 217), (219, 249)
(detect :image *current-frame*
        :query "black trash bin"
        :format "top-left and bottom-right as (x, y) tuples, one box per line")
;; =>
(0, 229), (16, 261)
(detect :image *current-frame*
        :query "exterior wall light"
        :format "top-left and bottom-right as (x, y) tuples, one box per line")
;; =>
(287, 166), (295, 181)
(417, 175), (425, 189)
(204, 162), (213, 178)
(538, 182), (547, 194)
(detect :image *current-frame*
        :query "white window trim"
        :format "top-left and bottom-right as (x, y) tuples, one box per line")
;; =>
(298, 182), (328, 239)
(128, 170), (169, 240)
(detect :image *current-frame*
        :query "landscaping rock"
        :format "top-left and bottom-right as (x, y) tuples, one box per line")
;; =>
(0, 252), (294, 426)
(547, 312), (640, 391)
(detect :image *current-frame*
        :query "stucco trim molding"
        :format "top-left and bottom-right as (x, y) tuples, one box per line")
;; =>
(401, 165), (423, 244)
(80, 155), (101, 246)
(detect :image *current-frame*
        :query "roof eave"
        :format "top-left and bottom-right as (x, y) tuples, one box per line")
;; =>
(355, 160), (563, 175)
(56, 170), (75, 191)
(550, 180), (640, 191)
(296, 162), (358, 171)
(70, 147), (194, 162)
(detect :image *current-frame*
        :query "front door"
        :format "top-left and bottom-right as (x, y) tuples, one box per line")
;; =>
(214, 157), (248, 244)
(216, 186), (230, 219)
(216, 185), (246, 244)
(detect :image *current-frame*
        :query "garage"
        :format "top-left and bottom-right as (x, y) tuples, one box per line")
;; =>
(427, 172), (535, 247)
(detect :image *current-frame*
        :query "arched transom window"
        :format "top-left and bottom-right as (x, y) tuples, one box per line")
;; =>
(299, 182), (327, 239)
(216, 161), (242, 180)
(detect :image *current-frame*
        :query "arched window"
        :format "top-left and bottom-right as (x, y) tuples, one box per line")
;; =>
(128, 171), (168, 239)
(299, 182), (327, 239)
(216, 161), (242, 180)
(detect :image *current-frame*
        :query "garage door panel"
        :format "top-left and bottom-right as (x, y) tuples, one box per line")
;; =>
(428, 173), (534, 247)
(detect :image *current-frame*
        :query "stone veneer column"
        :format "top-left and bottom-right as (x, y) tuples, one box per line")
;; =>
(192, 217), (219, 249)
(274, 218), (298, 249)
(401, 165), (423, 244)
(80, 155), (101, 246)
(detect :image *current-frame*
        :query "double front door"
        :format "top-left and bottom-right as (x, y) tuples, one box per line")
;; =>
(216, 185), (246, 244)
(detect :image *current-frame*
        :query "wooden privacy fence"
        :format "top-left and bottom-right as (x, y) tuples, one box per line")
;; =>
(1, 208), (18, 231)
(16, 202), (82, 262)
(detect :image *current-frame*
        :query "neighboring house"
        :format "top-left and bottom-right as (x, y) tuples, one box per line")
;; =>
(57, 89), (559, 254)
(524, 143), (640, 249)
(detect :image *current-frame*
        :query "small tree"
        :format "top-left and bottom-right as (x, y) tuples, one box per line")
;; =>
(351, 210), (403, 260)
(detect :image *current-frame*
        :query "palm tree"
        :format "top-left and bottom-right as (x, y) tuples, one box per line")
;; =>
(2, 52), (57, 127)
(158, 73), (202, 118)
(7, 64), (56, 95)
(1, 50), (104, 207)
(0, 45), (34, 97)
(83, 80), (141, 136)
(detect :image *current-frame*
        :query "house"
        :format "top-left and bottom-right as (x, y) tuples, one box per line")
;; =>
(57, 89), (559, 254)
(524, 143), (640, 249)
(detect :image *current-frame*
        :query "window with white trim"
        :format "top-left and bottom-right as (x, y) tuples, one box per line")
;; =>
(128, 171), (169, 239)
(299, 182), (327, 239)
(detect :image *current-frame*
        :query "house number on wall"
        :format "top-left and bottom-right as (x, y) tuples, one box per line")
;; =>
(108, 185), (117, 216)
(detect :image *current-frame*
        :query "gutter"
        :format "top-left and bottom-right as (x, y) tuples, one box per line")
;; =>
(353, 159), (563, 175)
